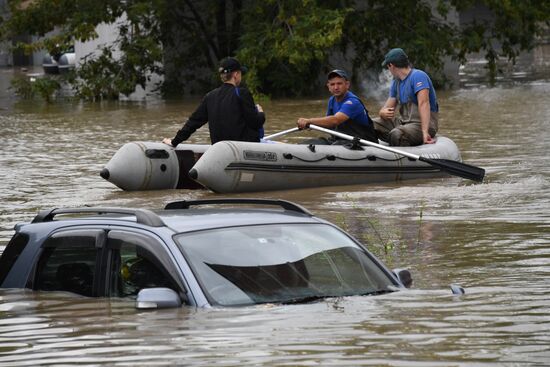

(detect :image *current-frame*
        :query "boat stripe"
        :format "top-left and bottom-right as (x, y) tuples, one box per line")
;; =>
(225, 163), (441, 174)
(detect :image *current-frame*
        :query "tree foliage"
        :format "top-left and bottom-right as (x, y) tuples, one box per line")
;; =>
(340, 0), (457, 85)
(1, 0), (548, 99)
(238, 0), (348, 97)
(451, 0), (550, 82)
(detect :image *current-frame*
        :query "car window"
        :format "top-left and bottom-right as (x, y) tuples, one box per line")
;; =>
(33, 230), (103, 297)
(175, 223), (395, 306)
(0, 233), (29, 285)
(106, 231), (180, 299)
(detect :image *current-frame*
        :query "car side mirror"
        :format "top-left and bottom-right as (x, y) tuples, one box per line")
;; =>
(136, 287), (182, 309)
(392, 268), (413, 288)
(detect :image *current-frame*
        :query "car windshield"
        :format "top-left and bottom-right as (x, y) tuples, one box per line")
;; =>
(175, 223), (396, 306)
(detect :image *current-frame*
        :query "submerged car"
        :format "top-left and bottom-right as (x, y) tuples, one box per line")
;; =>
(0, 199), (413, 309)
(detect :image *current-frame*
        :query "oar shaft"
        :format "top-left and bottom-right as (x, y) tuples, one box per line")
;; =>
(264, 127), (300, 141)
(309, 125), (420, 160)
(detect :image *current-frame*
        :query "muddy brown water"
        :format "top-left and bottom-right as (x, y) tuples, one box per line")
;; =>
(0, 68), (549, 365)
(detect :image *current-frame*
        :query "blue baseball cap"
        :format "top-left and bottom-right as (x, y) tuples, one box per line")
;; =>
(327, 69), (349, 80)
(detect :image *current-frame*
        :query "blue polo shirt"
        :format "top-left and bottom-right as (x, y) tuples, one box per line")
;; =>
(326, 91), (372, 126)
(389, 69), (438, 112)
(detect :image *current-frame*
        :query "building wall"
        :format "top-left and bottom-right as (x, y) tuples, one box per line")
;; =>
(74, 15), (162, 100)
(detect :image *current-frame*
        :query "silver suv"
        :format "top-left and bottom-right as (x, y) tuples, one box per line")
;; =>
(0, 199), (413, 308)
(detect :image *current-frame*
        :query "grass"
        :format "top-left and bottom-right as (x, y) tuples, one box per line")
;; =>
(332, 196), (429, 267)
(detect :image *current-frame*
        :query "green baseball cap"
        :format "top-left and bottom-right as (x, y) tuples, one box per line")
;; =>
(381, 48), (409, 67)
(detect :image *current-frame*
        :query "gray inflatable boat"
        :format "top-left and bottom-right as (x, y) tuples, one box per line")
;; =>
(100, 141), (209, 191)
(189, 136), (462, 193)
(101, 136), (463, 192)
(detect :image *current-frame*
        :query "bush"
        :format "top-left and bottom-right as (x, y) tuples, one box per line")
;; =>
(10, 75), (62, 103)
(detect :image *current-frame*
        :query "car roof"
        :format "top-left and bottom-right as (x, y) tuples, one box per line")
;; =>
(20, 199), (324, 234)
(158, 208), (322, 233)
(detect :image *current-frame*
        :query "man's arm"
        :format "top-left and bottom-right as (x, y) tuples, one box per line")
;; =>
(379, 97), (397, 120)
(163, 96), (209, 146)
(416, 88), (434, 144)
(239, 88), (265, 128)
(297, 112), (348, 129)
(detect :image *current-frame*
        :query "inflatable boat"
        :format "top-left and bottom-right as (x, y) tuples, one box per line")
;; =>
(100, 135), (467, 193)
(100, 141), (209, 191)
(42, 48), (76, 75)
(189, 136), (463, 193)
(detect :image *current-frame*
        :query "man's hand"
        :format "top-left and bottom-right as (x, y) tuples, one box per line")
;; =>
(379, 106), (395, 120)
(297, 118), (310, 130)
(162, 138), (174, 146)
(423, 131), (435, 144)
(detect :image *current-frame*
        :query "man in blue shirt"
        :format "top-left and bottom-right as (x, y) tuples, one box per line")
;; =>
(374, 48), (439, 146)
(297, 69), (377, 144)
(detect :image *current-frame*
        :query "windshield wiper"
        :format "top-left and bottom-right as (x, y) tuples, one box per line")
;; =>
(281, 295), (329, 305)
(359, 289), (395, 296)
(279, 288), (396, 305)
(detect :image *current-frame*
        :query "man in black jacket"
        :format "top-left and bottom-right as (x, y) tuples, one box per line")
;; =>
(163, 57), (265, 146)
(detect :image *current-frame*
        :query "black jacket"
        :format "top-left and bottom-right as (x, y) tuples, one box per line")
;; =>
(171, 83), (265, 145)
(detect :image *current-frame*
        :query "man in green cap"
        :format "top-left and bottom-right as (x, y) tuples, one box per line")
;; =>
(374, 48), (439, 146)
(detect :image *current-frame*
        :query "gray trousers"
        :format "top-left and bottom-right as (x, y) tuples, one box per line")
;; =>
(373, 103), (438, 146)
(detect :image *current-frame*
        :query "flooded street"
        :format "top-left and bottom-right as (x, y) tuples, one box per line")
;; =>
(0, 67), (549, 365)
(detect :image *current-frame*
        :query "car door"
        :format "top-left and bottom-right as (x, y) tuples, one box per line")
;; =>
(103, 230), (188, 304)
(30, 229), (105, 297)
(27, 227), (187, 303)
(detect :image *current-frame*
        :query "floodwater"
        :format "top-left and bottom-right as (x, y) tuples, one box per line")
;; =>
(0, 66), (549, 365)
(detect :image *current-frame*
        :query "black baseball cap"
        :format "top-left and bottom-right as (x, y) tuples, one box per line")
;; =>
(218, 57), (248, 74)
(327, 69), (349, 80)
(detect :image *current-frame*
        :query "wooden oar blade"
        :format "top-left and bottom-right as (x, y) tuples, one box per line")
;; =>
(419, 157), (485, 182)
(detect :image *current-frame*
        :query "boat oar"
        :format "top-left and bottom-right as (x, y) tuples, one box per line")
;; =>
(263, 127), (300, 141)
(308, 124), (485, 182)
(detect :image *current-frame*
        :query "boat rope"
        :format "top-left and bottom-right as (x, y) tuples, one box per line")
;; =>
(283, 153), (329, 163)
(283, 153), (407, 163)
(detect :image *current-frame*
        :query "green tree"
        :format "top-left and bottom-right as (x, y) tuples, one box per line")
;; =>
(1, 0), (548, 99)
(341, 0), (549, 86)
(238, 0), (348, 97)
(341, 0), (456, 85)
(451, 0), (550, 84)
(158, 0), (244, 95)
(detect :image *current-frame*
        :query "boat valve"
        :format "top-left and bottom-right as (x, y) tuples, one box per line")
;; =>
(100, 168), (110, 180)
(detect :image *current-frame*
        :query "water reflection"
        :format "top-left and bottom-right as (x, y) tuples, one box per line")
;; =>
(0, 78), (549, 365)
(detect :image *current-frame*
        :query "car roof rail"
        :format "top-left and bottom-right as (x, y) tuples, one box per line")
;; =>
(31, 208), (165, 227)
(164, 198), (313, 216)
